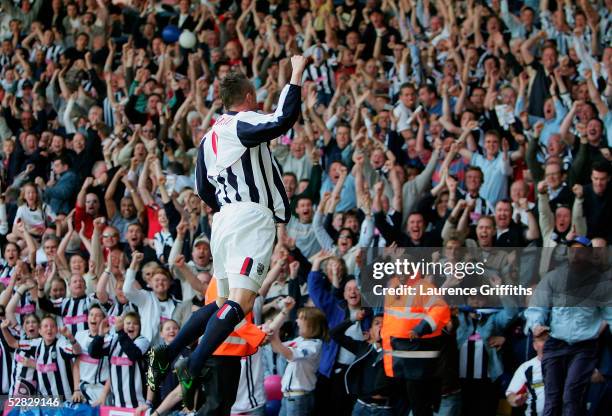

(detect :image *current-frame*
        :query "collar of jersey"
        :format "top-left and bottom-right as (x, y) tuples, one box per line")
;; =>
(224, 111), (238, 115)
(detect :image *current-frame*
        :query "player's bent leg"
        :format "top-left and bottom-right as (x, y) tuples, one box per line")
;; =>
(175, 288), (258, 408)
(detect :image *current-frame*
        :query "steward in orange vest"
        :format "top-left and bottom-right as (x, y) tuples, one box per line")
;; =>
(205, 277), (265, 357)
(381, 275), (451, 416)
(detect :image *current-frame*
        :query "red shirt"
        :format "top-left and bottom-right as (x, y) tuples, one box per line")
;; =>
(74, 204), (95, 239)
(146, 204), (162, 240)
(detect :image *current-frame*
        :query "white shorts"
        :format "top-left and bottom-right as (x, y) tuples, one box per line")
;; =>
(211, 202), (276, 294)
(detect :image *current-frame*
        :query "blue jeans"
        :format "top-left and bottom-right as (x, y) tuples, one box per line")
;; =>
(279, 392), (314, 416)
(434, 392), (462, 416)
(352, 400), (394, 416)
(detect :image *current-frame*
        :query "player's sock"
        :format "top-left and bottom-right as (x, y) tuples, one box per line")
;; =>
(166, 301), (219, 359)
(187, 300), (245, 375)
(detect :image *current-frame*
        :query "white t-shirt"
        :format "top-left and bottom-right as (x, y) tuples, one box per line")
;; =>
(506, 356), (544, 416)
(14, 204), (56, 235)
(281, 337), (322, 393)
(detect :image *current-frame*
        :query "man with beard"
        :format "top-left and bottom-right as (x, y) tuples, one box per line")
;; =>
(526, 237), (612, 416)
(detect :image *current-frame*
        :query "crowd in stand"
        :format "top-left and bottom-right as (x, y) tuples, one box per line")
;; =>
(0, 0), (610, 415)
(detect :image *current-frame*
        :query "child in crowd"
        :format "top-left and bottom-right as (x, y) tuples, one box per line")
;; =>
(270, 306), (327, 416)
(34, 315), (80, 398)
(506, 333), (547, 416)
(1, 313), (40, 395)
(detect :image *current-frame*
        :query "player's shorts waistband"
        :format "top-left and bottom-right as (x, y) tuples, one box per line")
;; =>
(219, 201), (274, 218)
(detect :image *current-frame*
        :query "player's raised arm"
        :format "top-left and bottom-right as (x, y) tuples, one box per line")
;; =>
(235, 55), (308, 147)
(194, 138), (221, 212)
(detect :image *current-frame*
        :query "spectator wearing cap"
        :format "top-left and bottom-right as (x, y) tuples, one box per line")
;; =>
(169, 228), (211, 303)
(526, 236), (612, 415)
(36, 155), (78, 215)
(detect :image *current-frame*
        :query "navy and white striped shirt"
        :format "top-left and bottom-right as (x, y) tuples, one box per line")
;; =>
(0, 328), (14, 394)
(39, 294), (96, 335)
(195, 84), (301, 224)
(34, 337), (75, 399)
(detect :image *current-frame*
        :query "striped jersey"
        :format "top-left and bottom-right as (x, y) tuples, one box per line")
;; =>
(195, 84), (301, 223)
(506, 357), (544, 416)
(90, 332), (150, 408)
(74, 330), (110, 387)
(34, 337), (76, 399)
(11, 336), (41, 396)
(39, 294), (96, 335)
(0, 327), (14, 394)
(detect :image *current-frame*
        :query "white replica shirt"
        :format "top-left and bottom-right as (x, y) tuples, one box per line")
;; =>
(506, 356), (544, 416)
(280, 337), (322, 393)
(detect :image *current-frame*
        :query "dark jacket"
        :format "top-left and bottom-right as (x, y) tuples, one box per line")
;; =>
(42, 170), (79, 214)
(330, 318), (392, 399)
(308, 271), (372, 378)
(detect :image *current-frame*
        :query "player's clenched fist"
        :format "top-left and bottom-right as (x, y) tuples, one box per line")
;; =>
(290, 55), (308, 72)
(290, 55), (308, 85)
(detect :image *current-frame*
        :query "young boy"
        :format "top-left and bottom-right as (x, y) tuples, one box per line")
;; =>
(506, 333), (547, 416)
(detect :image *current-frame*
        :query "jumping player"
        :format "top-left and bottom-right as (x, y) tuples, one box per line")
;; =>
(147, 55), (307, 406)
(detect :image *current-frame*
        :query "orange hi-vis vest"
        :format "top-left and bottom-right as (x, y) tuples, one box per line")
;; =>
(205, 278), (265, 357)
(381, 276), (451, 378)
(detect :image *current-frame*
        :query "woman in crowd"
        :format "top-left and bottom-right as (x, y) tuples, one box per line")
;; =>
(73, 305), (110, 404)
(89, 312), (150, 408)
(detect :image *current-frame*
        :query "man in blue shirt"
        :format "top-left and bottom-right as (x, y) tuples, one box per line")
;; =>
(526, 236), (612, 416)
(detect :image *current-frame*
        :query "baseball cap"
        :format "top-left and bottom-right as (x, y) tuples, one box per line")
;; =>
(193, 235), (210, 247)
(569, 236), (592, 247)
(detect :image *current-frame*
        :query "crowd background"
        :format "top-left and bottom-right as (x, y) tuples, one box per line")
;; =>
(0, 0), (610, 415)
